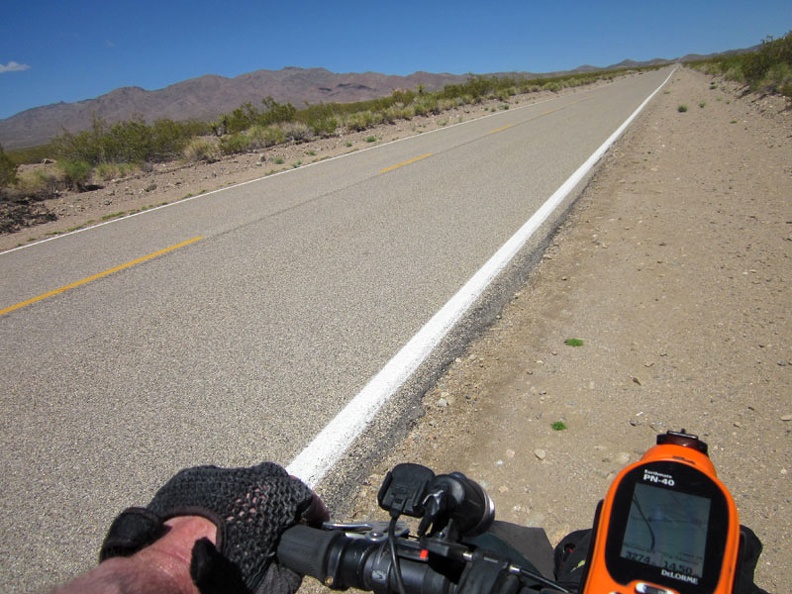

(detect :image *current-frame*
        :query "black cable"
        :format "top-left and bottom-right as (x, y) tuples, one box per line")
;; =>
(516, 567), (572, 593)
(388, 515), (408, 594)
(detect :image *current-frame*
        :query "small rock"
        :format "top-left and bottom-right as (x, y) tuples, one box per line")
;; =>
(781, 414), (792, 422)
(436, 398), (448, 408)
(506, 449), (516, 459)
(144, 183), (157, 192)
(534, 449), (546, 461)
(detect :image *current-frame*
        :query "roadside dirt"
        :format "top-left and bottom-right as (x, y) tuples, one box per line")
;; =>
(4, 68), (789, 591)
(340, 68), (790, 593)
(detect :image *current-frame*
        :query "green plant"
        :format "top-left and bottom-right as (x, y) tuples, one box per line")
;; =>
(0, 143), (18, 188)
(365, 136), (377, 143)
(551, 421), (568, 431)
(183, 137), (221, 163)
(281, 122), (313, 143)
(248, 125), (286, 148)
(677, 104), (688, 112)
(273, 157), (284, 165)
(564, 338), (584, 347)
(95, 162), (138, 180)
(58, 160), (93, 191)
(698, 101), (707, 108)
(700, 31), (792, 97)
(219, 133), (252, 155)
(15, 167), (61, 197)
(345, 111), (374, 132)
(54, 115), (204, 166)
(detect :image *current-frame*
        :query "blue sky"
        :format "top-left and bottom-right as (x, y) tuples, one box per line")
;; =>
(1, 0), (789, 120)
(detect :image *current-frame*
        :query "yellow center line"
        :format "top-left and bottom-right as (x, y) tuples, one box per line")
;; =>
(380, 153), (433, 173)
(489, 124), (513, 134)
(0, 236), (203, 317)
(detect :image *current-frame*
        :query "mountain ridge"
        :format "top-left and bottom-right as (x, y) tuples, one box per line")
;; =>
(0, 51), (741, 150)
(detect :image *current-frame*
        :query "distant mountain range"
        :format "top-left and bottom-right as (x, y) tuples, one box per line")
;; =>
(0, 51), (742, 151)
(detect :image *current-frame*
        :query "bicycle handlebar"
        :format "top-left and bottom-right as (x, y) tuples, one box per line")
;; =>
(277, 524), (567, 594)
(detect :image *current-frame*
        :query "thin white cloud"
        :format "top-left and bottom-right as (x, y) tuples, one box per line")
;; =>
(0, 61), (31, 74)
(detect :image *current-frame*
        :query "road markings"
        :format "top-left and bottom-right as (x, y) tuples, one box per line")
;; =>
(0, 236), (203, 317)
(287, 67), (677, 488)
(380, 153), (433, 173)
(489, 124), (514, 134)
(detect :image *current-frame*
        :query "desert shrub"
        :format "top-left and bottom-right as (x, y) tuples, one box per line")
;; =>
(400, 105), (416, 120)
(707, 31), (792, 96)
(281, 121), (313, 143)
(344, 111), (375, 132)
(379, 106), (399, 125)
(0, 144), (18, 188)
(391, 89), (416, 105)
(723, 64), (745, 83)
(147, 118), (200, 160)
(94, 162), (138, 180)
(55, 116), (200, 167)
(219, 133), (252, 155)
(222, 97), (298, 134)
(59, 160), (93, 191)
(252, 125), (287, 148)
(308, 116), (338, 137)
(260, 97), (297, 126)
(437, 98), (458, 112)
(183, 137), (221, 162)
(413, 96), (440, 117)
(6, 144), (55, 165)
(496, 87), (516, 101)
(763, 62), (792, 95)
(17, 168), (61, 196)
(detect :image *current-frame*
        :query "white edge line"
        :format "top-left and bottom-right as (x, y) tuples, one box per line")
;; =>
(286, 67), (676, 488)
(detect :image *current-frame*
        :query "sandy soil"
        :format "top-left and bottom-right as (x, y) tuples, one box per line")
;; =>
(4, 68), (789, 592)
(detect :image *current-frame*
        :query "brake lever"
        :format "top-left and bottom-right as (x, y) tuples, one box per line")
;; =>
(322, 520), (410, 541)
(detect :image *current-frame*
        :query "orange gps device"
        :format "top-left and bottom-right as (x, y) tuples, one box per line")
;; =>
(580, 431), (741, 594)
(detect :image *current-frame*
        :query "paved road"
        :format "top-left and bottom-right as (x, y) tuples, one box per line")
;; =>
(0, 68), (671, 591)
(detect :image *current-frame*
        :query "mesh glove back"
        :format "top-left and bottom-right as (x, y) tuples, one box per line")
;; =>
(100, 462), (320, 594)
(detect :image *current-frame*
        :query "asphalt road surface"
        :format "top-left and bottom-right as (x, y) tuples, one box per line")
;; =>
(0, 68), (672, 591)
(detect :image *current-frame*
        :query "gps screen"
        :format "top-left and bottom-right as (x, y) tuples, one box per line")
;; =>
(619, 482), (711, 578)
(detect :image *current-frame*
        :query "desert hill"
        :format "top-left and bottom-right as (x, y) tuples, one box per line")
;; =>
(0, 68), (469, 150)
(2, 50), (742, 150)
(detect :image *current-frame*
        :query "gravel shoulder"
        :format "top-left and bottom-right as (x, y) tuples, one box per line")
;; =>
(343, 68), (790, 593)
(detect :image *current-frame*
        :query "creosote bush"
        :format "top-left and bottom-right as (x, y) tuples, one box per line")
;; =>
(697, 31), (792, 97)
(0, 144), (18, 190)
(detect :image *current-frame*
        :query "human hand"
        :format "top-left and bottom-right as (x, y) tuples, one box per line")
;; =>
(100, 462), (328, 594)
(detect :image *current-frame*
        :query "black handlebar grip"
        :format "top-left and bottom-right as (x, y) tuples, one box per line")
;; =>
(277, 524), (344, 582)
